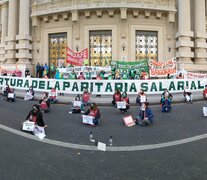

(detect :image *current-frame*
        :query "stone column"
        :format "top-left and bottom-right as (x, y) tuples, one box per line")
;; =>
(0, 2), (8, 64)
(176, 0), (194, 70)
(5, 0), (18, 64)
(16, 0), (32, 65)
(194, 0), (207, 64)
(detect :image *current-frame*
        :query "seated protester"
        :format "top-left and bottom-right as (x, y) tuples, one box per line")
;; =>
(161, 95), (172, 112)
(39, 99), (50, 113)
(85, 103), (101, 126)
(3, 84), (11, 96)
(24, 86), (35, 101)
(136, 89), (147, 105)
(69, 95), (84, 114)
(7, 89), (15, 102)
(78, 72), (85, 80)
(82, 89), (91, 106)
(136, 102), (154, 127)
(42, 92), (50, 108)
(26, 104), (47, 129)
(183, 86), (193, 104)
(203, 85), (207, 100)
(49, 88), (57, 104)
(120, 92), (130, 112)
(112, 89), (121, 106)
(160, 89), (173, 104)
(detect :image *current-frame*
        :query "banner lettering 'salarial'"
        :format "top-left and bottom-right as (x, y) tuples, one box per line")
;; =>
(0, 76), (205, 95)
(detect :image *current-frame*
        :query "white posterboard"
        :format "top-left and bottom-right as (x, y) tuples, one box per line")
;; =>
(116, 101), (126, 109)
(203, 107), (207, 117)
(82, 115), (94, 126)
(73, 101), (82, 107)
(8, 93), (14, 98)
(97, 142), (106, 151)
(33, 126), (46, 140)
(22, 120), (35, 132)
(123, 116), (135, 127)
(140, 95), (146, 103)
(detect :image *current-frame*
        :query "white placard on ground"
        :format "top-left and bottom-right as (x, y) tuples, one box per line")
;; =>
(203, 107), (207, 117)
(123, 115), (135, 127)
(97, 142), (106, 151)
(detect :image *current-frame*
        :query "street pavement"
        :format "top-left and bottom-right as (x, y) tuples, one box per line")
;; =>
(0, 97), (207, 179)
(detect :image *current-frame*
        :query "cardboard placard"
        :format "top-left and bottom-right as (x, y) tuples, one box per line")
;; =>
(140, 95), (146, 103)
(73, 101), (82, 107)
(22, 120), (35, 132)
(82, 115), (94, 126)
(97, 142), (106, 151)
(8, 93), (15, 98)
(116, 101), (126, 109)
(123, 115), (135, 127)
(203, 107), (207, 117)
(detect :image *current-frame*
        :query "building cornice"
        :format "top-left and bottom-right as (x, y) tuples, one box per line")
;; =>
(31, 0), (177, 17)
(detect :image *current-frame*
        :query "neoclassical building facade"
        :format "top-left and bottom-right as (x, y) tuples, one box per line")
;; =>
(0, 0), (206, 74)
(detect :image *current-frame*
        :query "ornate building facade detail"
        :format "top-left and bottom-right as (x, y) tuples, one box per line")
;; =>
(0, 0), (207, 73)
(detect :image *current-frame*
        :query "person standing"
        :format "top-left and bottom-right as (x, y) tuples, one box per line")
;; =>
(39, 64), (44, 78)
(50, 63), (55, 78)
(36, 62), (41, 78)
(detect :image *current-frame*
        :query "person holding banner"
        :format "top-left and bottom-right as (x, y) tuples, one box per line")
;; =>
(203, 85), (207, 100)
(112, 89), (121, 106)
(84, 103), (101, 126)
(49, 88), (58, 104)
(183, 86), (193, 104)
(136, 102), (154, 127)
(82, 89), (91, 106)
(120, 92), (130, 112)
(136, 89), (147, 106)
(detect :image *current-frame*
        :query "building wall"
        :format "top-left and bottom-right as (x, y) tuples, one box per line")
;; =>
(0, 0), (207, 74)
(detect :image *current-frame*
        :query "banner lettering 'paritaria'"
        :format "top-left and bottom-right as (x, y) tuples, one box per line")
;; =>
(149, 58), (177, 77)
(187, 72), (207, 79)
(66, 47), (88, 66)
(0, 76), (204, 95)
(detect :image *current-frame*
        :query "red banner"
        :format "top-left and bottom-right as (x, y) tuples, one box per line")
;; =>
(149, 58), (177, 77)
(66, 47), (88, 66)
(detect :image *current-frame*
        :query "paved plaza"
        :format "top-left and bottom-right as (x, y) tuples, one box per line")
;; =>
(0, 96), (207, 180)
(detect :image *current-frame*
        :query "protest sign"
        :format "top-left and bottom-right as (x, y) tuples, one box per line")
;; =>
(0, 76), (204, 95)
(0, 64), (26, 77)
(149, 58), (177, 77)
(111, 60), (149, 79)
(186, 72), (207, 79)
(66, 47), (88, 66)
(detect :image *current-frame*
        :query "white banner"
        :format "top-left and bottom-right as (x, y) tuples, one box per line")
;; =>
(0, 76), (205, 95)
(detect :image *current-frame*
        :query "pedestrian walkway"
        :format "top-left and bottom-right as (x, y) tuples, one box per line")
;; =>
(12, 89), (205, 106)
